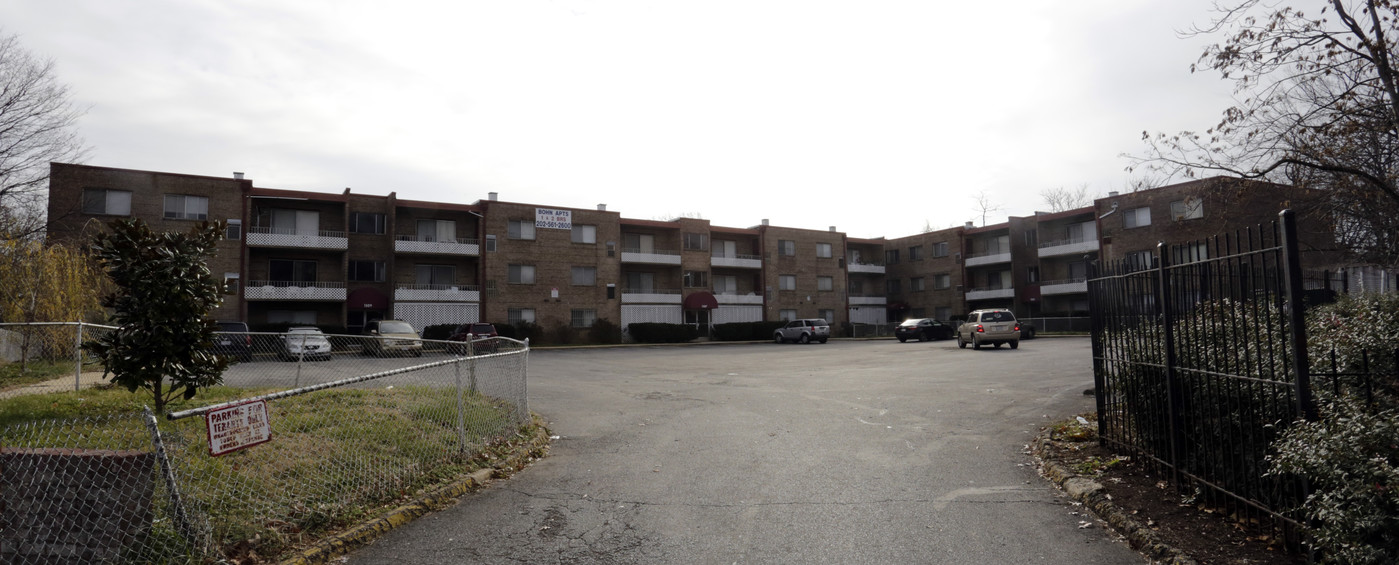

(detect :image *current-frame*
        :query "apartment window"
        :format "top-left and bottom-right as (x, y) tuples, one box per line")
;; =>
(349, 260), (386, 282)
(82, 189), (132, 216)
(1028, 266), (1040, 283)
(1024, 230), (1038, 247)
(819, 309), (835, 322)
(816, 242), (833, 258)
(418, 219), (456, 242)
(225, 219), (242, 240)
(508, 264), (536, 284)
(1174, 243), (1209, 263)
(714, 274), (738, 294)
(1069, 261), (1088, 280)
(817, 276), (834, 291)
(778, 240), (796, 257)
(267, 209), (319, 235)
(683, 232), (708, 251)
(1125, 250), (1154, 271)
(779, 275), (796, 291)
(988, 271), (1006, 288)
(713, 240), (738, 258)
(911, 277), (926, 292)
(350, 212), (386, 234)
(885, 249), (900, 264)
(848, 279), (863, 294)
(933, 273), (951, 290)
(1124, 207), (1151, 229)
(624, 233), (656, 253)
(485, 234), (497, 252)
(268, 310), (316, 324)
(572, 224), (597, 244)
(571, 309), (597, 328)
(909, 245), (923, 261)
(626, 272), (655, 292)
(1170, 198), (1204, 220)
(415, 264), (455, 287)
(931, 241), (949, 257)
(779, 309), (798, 321)
(886, 279), (901, 294)
(223, 273), (240, 295)
(163, 194), (208, 220)
(572, 266), (597, 285)
(508, 308), (536, 324)
(507, 219), (535, 240)
(684, 270), (709, 288)
(269, 259), (317, 283)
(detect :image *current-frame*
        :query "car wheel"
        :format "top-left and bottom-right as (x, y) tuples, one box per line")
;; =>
(898, 337), (907, 343)
(774, 333), (784, 344)
(1026, 328), (1036, 339)
(972, 336), (982, 350)
(1010, 340), (1019, 349)
(957, 335), (966, 349)
(798, 333), (810, 344)
(917, 334), (926, 342)
(818, 338), (827, 344)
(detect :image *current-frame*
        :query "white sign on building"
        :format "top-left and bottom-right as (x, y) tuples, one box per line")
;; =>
(206, 400), (272, 456)
(536, 208), (572, 230)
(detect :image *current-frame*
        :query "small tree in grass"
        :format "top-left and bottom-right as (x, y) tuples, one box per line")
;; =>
(83, 219), (228, 413)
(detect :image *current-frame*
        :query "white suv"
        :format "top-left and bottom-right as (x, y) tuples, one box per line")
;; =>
(774, 319), (830, 344)
(956, 309), (1020, 350)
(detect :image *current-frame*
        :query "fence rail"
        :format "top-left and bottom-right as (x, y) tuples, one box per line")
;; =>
(1, 325), (531, 563)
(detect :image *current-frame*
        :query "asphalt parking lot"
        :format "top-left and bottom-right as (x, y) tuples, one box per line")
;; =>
(346, 337), (1145, 564)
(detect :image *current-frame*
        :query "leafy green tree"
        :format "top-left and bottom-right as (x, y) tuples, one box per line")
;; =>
(83, 219), (227, 413)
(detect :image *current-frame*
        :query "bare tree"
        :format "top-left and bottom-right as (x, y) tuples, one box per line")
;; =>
(1039, 184), (1094, 212)
(970, 190), (1002, 226)
(0, 31), (89, 239)
(1132, 0), (1399, 267)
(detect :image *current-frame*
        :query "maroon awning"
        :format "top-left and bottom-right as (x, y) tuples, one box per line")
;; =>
(683, 291), (719, 310)
(347, 287), (389, 310)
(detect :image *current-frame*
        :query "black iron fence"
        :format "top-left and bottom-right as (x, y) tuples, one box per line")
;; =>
(1088, 210), (1315, 543)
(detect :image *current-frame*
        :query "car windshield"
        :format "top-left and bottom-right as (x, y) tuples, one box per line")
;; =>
(472, 324), (494, 333)
(379, 321), (414, 334)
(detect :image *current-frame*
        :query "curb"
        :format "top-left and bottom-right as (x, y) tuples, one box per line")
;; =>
(1032, 433), (1198, 565)
(281, 416), (552, 565)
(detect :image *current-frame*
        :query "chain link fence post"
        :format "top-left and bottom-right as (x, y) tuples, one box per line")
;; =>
(142, 405), (207, 556)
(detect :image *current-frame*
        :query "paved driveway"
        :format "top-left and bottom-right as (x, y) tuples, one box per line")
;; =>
(348, 337), (1144, 564)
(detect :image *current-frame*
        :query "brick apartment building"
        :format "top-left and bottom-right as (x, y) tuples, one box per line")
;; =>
(45, 163), (1350, 334)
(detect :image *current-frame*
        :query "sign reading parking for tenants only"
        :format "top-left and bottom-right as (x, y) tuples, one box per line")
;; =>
(536, 208), (572, 230)
(206, 400), (272, 456)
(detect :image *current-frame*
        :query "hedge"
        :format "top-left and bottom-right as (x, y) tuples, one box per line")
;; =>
(712, 321), (787, 341)
(628, 323), (698, 343)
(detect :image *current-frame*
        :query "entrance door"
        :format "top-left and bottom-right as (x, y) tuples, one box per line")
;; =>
(347, 310), (382, 335)
(684, 309), (711, 337)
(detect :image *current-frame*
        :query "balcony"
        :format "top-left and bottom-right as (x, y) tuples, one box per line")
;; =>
(714, 292), (764, 305)
(847, 260), (885, 274)
(849, 294), (888, 306)
(964, 250), (1011, 267)
(621, 248), (682, 265)
(245, 280), (346, 301)
(710, 254), (762, 269)
(1040, 279), (1088, 296)
(620, 288), (682, 304)
(394, 235), (480, 256)
(394, 284), (480, 302)
(246, 227), (348, 250)
(965, 286), (1015, 301)
(1038, 238), (1099, 258)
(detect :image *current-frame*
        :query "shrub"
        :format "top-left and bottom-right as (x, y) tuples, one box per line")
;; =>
(712, 321), (785, 341)
(587, 318), (620, 344)
(549, 323), (575, 345)
(628, 323), (698, 343)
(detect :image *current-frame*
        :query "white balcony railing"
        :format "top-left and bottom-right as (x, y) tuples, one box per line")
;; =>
(714, 292), (764, 305)
(965, 286), (1015, 301)
(847, 261), (886, 274)
(246, 227), (348, 250)
(620, 288), (683, 304)
(394, 284), (481, 302)
(849, 294), (888, 305)
(394, 235), (480, 256)
(1037, 238), (1099, 258)
(710, 254), (762, 269)
(1039, 279), (1088, 295)
(964, 251), (1011, 267)
(245, 280), (347, 301)
(621, 248), (682, 265)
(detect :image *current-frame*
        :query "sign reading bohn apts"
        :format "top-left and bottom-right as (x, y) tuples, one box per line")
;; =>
(535, 207), (572, 230)
(206, 400), (272, 456)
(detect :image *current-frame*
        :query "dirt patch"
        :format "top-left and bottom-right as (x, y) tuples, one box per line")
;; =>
(1037, 417), (1307, 565)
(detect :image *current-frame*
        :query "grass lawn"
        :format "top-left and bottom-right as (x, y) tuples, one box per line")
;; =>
(0, 359), (94, 391)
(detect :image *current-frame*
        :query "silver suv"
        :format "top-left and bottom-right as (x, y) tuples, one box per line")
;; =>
(774, 318), (830, 344)
(956, 309), (1020, 350)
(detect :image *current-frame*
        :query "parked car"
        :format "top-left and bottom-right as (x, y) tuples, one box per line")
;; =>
(894, 318), (954, 342)
(1020, 321), (1037, 339)
(362, 319), (423, 357)
(448, 323), (499, 354)
(956, 309), (1020, 350)
(773, 318), (830, 344)
(281, 327), (332, 360)
(212, 321), (253, 362)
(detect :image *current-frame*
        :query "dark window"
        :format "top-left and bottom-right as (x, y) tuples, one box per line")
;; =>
(885, 249), (900, 264)
(684, 270), (709, 288)
(350, 212), (386, 234)
(778, 240), (796, 256)
(415, 264), (456, 287)
(269, 259), (317, 283)
(349, 260), (386, 282)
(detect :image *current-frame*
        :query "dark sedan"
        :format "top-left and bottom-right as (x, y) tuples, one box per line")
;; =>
(894, 318), (954, 342)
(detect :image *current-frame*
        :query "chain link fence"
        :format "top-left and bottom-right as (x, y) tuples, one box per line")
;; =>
(2, 324), (531, 563)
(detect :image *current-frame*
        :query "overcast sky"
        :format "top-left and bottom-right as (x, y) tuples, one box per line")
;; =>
(5, 0), (1237, 239)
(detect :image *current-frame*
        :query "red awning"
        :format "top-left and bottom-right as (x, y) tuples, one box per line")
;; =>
(347, 287), (389, 311)
(682, 291), (719, 310)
